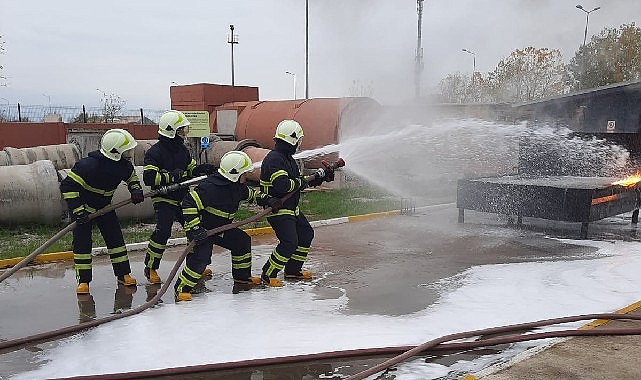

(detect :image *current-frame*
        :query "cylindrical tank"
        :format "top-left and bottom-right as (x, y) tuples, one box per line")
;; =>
(2, 144), (81, 170)
(0, 160), (65, 225)
(132, 140), (157, 166)
(0, 151), (9, 166)
(242, 145), (271, 183)
(233, 97), (381, 150)
(58, 166), (155, 221)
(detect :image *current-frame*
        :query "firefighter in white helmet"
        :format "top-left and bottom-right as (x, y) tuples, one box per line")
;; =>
(258, 120), (324, 287)
(174, 151), (281, 301)
(60, 128), (145, 294)
(142, 110), (217, 284)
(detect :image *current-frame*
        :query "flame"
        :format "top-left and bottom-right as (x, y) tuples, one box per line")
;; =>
(612, 172), (641, 187)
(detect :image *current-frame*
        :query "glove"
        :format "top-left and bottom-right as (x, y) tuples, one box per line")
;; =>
(193, 164), (217, 176)
(187, 226), (208, 246)
(297, 177), (308, 191)
(169, 169), (183, 184)
(308, 175), (323, 187)
(72, 209), (90, 225)
(130, 190), (144, 204)
(265, 196), (283, 212)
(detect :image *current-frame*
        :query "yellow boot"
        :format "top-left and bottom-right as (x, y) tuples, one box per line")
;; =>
(175, 292), (192, 302)
(76, 282), (90, 294)
(284, 270), (313, 280)
(117, 274), (137, 286)
(261, 274), (283, 287)
(144, 268), (162, 284)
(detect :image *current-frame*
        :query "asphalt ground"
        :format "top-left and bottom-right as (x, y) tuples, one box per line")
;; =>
(1, 203), (641, 379)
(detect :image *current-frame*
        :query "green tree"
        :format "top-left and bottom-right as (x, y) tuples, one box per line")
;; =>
(487, 47), (568, 103)
(568, 23), (641, 90)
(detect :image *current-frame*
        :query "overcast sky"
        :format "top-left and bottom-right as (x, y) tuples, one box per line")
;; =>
(1, 0), (640, 109)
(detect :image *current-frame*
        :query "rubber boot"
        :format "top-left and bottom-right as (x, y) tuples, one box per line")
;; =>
(144, 267), (162, 284)
(117, 273), (137, 286)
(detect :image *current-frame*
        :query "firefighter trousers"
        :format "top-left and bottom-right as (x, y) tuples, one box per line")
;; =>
(262, 213), (314, 278)
(72, 210), (131, 284)
(145, 202), (184, 270)
(175, 227), (253, 293)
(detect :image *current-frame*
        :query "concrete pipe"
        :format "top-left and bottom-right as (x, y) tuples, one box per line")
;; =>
(2, 144), (81, 170)
(0, 160), (65, 225)
(132, 140), (157, 167)
(0, 151), (9, 166)
(202, 138), (264, 167)
(58, 166), (155, 222)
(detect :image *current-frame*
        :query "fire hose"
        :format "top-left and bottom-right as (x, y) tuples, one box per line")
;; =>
(33, 313), (641, 380)
(0, 175), (208, 284)
(0, 162), (344, 353)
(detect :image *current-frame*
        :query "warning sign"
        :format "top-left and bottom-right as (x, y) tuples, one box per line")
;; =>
(606, 120), (616, 133)
(183, 111), (210, 138)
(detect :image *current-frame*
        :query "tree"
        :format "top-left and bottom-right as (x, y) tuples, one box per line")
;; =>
(568, 23), (641, 90)
(486, 47), (569, 103)
(99, 92), (126, 123)
(437, 73), (468, 103)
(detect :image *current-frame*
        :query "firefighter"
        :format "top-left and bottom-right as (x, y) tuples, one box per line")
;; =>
(258, 120), (325, 287)
(60, 128), (145, 294)
(174, 150), (281, 301)
(142, 110), (216, 284)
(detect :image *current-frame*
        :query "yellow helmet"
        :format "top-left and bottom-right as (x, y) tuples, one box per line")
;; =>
(100, 129), (137, 161)
(274, 119), (304, 146)
(158, 110), (190, 138)
(218, 151), (254, 182)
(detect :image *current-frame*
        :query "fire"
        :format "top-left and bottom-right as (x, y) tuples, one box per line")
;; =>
(612, 172), (641, 187)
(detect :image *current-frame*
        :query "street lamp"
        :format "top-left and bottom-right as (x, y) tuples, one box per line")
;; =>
(228, 24), (239, 86)
(462, 49), (476, 87)
(285, 71), (297, 99)
(576, 5), (601, 46)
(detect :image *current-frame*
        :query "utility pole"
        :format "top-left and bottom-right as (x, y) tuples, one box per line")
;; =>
(415, 0), (425, 99)
(305, 0), (310, 99)
(228, 24), (239, 86)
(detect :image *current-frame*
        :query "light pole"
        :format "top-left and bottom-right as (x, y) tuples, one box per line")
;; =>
(42, 93), (51, 113)
(461, 49), (476, 84)
(285, 71), (297, 99)
(228, 24), (239, 86)
(576, 5), (600, 46)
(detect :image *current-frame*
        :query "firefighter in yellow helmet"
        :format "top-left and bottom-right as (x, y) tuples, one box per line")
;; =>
(175, 151), (281, 301)
(258, 120), (324, 287)
(60, 128), (144, 294)
(142, 110), (216, 284)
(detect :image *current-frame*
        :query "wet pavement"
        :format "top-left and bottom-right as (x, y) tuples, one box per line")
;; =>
(1, 202), (641, 379)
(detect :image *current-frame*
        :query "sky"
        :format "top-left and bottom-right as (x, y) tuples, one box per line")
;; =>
(1, 1), (640, 110)
(7, 237), (641, 379)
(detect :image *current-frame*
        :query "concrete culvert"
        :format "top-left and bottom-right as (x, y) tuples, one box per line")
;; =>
(0, 160), (65, 225)
(2, 144), (81, 170)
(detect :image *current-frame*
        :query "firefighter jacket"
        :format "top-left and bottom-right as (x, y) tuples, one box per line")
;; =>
(259, 139), (303, 216)
(182, 172), (270, 235)
(60, 150), (142, 215)
(143, 135), (196, 206)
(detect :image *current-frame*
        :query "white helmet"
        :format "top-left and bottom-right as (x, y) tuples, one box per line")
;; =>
(218, 151), (254, 182)
(274, 119), (304, 146)
(158, 110), (190, 138)
(100, 129), (137, 161)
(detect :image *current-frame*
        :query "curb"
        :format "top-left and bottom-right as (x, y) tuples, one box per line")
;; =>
(0, 209), (402, 269)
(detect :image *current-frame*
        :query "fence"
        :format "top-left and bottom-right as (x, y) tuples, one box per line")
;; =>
(0, 104), (167, 124)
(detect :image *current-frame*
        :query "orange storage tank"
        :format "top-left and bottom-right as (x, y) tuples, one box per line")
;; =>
(233, 97), (381, 150)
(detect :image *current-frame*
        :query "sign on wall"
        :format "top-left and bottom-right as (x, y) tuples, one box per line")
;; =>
(184, 111), (210, 138)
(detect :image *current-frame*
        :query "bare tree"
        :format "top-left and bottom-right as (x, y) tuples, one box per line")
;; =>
(348, 79), (375, 97)
(99, 92), (126, 123)
(0, 35), (6, 86)
(438, 73), (468, 103)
